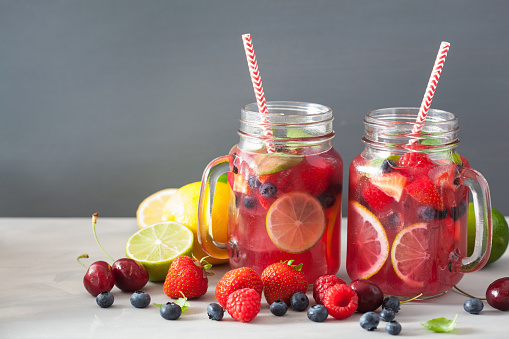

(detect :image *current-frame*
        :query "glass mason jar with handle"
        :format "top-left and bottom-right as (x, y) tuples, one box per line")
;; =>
(347, 107), (492, 299)
(198, 101), (343, 283)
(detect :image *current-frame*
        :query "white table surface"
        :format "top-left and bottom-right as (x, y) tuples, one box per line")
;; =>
(1, 217), (508, 338)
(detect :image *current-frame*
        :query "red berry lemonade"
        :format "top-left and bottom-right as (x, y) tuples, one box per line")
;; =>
(346, 107), (493, 299)
(227, 146), (342, 283)
(347, 151), (468, 298)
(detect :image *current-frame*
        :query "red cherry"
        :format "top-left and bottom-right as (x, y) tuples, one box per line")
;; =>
(350, 278), (384, 313)
(486, 277), (509, 311)
(79, 255), (115, 297)
(112, 258), (149, 292)
(88, 213), (148, 292)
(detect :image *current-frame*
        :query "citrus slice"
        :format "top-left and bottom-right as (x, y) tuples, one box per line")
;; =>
(126, 221), (193, 282)
(346, 201), (389, 279)
(136, 188), (177, 229)
(391, 222), (431, 288)
(266, 191), (326, 254)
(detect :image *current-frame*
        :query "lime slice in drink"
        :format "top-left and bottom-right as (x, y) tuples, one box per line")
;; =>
(254, 152), (303, 175)
(266, 192), (326, 253)
(391, 222), (431, 288)
(126, 221), (194, 282)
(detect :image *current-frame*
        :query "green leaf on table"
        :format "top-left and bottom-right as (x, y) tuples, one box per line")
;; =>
(174, 294), (190, 311)
(421, 314), (458, 333)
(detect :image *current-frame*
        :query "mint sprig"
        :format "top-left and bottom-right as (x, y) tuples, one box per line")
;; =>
(421, 314), (458, 333)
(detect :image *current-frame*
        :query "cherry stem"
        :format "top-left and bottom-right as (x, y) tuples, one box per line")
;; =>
(92, 212), (115, 262)
(453, 285), (486, 300)
(77, 254), (89, 269)
(401, 293), (423, 303)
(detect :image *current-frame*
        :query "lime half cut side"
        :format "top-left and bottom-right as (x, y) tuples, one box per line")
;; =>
(126, 221), (194, 282)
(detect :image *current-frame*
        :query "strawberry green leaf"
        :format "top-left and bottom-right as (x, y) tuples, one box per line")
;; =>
(421, 314), (458, 333)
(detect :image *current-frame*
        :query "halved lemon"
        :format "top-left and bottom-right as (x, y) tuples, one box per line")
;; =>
(266, 191), (326, 254)
(136, 188), (177, 229)
(346, 201), (389, 279)
(391, 222), (431, 288)
(126, 221), (194, 282)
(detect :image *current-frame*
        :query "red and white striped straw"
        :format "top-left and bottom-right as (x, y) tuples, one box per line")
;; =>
(242, 34), (276, 153)
(410, 41), (451, 142)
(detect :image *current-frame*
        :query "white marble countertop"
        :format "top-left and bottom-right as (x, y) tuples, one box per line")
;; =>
(1, 217), (508, 338)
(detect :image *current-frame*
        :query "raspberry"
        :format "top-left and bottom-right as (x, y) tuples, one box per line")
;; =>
(323, 284), (358, 320)
(226, 288), (261, 322)
(313, 275), (346, 305)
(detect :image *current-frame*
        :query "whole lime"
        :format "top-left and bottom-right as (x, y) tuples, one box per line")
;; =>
(467, 203), (509, 265)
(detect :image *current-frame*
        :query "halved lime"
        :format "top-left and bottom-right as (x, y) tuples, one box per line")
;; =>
(126, 221), (194, 282)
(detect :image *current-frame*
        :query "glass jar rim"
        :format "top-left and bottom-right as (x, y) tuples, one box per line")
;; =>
(241, 101), (332, 120)
(364, 107), (457, 126)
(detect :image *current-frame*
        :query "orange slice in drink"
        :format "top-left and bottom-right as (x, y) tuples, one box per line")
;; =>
(391, 223), (431, 288)
(347, 201), (389, 279)
(266, 192), (326, 254)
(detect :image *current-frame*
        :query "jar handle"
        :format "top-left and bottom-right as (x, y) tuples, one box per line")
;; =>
(452, 167), (492, 273)
(197, 155), (231, 260)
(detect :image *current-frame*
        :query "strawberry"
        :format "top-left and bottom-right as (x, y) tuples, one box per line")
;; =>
(406, 176), (445, 210)
(323, 283), (358, 320)
(362, 183), (393, 212)
(261, 260), (308, 305)
(215, 267), (263, 308)
(226, 288), (261, 322)
(163, 256), (208, 299)
(294, 158), (334, 196)
(371, 172), (407, 202)
(398, 152), (434, 178)
(313, 275), (346, 305)
(428, 163), (458, 191)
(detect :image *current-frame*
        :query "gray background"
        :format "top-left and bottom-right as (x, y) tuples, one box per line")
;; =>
(1, 0), (508, 217)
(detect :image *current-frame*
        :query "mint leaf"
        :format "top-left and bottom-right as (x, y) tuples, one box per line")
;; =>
(421, 314), (458, 333)
(174, 294), (190, 312)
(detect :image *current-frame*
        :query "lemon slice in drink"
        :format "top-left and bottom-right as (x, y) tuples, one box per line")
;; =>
(346, 201), (389, 279)
(126, 221), (193, 282)
(391, 222), (431, 288)
(266, 192), (326, 254)
(136, 188), (178, 229)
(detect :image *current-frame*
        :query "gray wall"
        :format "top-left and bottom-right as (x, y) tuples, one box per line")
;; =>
(1, 0), (508, 217)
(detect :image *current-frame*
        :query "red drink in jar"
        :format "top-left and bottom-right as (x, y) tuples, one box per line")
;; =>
(198, 102), (342, 283)
(347, 108), (492, 299)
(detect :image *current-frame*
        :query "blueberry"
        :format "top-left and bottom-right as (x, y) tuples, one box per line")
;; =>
(435, 208), (448, 220)
(290, 292), (309, 312)
(382, 296), (400, 313)
(207, 303), (224, 320)
(270, 300), (288, 316)
(360, 311), (380, 331)
(243, 196), (256, 209)
(130, 291), (151, 308)
(387, 212), (400, 229)
(96, 291), (114, 308)
(381, 159), (397, 174)
(386, 320), (402, 335)
(380, 308), (396, 322)
(464, 298), (484, 314)
(247, 175), (261, 189)
(417, 205), (435, 221)
(160, 302), (182, 320)
(259, 182), (277, 198)
(307, 304), (329, 322)
(450, 201), (467, 221)
(318, 192), (336, 209)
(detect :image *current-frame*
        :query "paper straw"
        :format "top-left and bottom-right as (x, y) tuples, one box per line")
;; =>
(242, 34), (276, 153)
(410, 41), (451, 143)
